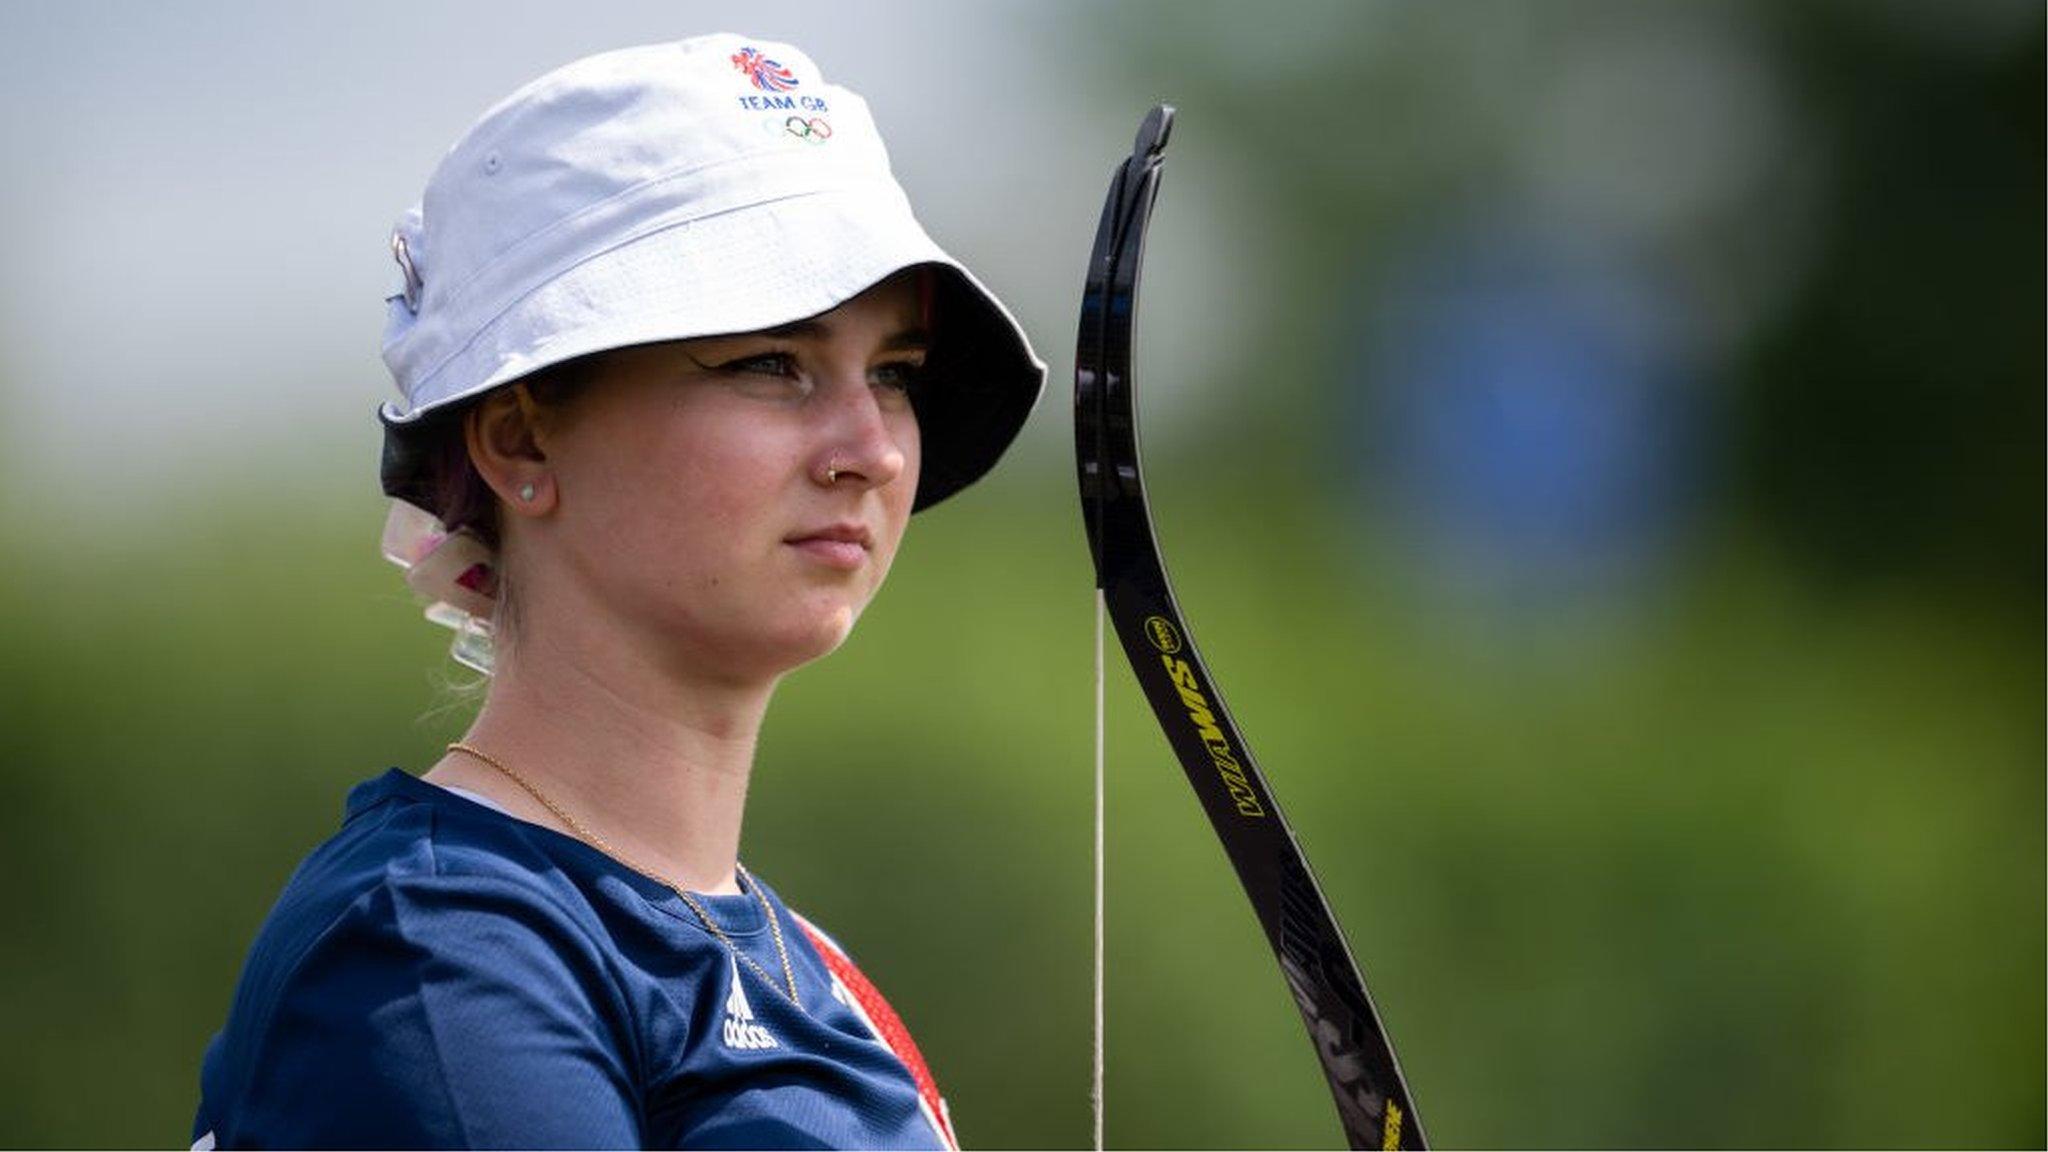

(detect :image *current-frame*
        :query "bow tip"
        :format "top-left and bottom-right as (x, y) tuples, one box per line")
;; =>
(1134, 104), (1175, 160)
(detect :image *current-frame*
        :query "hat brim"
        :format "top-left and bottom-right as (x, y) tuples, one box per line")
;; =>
(381, 185), (1044, 513)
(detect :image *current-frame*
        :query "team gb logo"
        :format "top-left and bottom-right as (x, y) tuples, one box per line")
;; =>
(731, 47), (799, 92)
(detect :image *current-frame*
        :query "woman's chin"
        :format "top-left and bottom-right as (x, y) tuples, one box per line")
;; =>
(759, 606), (862, 673)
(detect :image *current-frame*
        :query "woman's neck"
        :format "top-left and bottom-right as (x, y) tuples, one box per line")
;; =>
(425, 625), (777, 897)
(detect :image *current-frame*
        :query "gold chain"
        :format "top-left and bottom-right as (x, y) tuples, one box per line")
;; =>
(443, 741), (800, 1006)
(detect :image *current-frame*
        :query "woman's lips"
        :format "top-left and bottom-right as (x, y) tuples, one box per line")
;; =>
(785, 524), (871, 570)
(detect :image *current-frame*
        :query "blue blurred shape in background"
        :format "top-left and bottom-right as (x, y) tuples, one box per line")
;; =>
(1349, 221), (1697, 621)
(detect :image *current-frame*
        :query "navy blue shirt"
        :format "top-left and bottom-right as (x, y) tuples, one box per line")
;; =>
(192, 769), (954, 1149)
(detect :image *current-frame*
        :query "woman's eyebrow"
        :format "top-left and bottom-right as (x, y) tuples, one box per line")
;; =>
(755, 319), (930, 352)
(759, 318), (828, 340)
(879, 327), (931, 352)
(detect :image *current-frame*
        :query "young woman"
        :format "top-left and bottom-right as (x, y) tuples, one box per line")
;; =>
(191, 34), (1042, 1149)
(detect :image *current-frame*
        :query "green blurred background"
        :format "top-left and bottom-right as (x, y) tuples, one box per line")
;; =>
(0, 1), (2039, 1147)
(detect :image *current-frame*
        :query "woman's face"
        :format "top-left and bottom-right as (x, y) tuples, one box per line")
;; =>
(532, 273), (926, 684)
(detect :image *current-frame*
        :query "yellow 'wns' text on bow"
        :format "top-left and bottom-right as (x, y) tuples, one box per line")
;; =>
(1160, 655), (1266, 817)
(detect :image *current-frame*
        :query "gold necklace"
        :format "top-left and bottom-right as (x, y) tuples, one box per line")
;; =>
(443, 741), (800, 1006)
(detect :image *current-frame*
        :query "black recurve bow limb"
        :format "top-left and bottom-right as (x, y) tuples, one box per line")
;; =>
(1074, 104), (1428, 1152)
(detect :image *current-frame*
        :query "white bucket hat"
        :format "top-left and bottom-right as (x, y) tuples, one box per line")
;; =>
(377, 33), (1044, 516)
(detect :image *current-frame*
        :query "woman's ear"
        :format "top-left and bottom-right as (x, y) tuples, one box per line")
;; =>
(466, 383), (557, 517)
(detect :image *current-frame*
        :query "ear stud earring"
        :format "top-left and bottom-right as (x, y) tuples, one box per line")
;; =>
(518, 483), (537, 502)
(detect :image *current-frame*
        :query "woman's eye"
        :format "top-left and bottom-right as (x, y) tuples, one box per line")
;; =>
(871, 359), (926, 393)
(718, 351), (797, 377)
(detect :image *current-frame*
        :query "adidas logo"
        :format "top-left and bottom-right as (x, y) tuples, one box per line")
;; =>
(721, 956), (779, 1051)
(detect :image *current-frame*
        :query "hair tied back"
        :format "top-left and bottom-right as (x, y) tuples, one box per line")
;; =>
(380, 500), (498, 674)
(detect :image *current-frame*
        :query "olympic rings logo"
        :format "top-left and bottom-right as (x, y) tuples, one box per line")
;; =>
(783, 115), (831, 143)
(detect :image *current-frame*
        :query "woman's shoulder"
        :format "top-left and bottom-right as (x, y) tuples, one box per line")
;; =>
(270, 768), (582, 922)
(196, 770), (660, 1148)
(207, 770), (653, 1082)
(242, 768), (744, 995)
(233, 769), (659, 1008)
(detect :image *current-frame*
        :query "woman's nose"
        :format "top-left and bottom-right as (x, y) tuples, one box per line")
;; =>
(812, 373), (909, 491)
